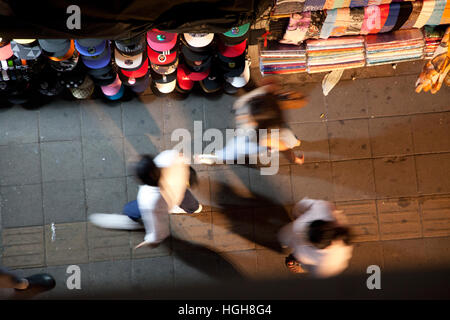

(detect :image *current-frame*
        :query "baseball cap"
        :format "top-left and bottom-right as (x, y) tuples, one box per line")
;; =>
(0, 41), (13, 60)
(225, 59), (250, 88)
(49, 49), (79, 72)
(223, 81), (239, 95)
(82, 43), (111, 69)
(131, 74), (150, 93)
(199, 66), (223, 93)
(118, 68), (150, 87)
(184, 55), (212, 72)
(70, 75), (95, 99)
(57, 64), (86, 88)
(151, 58), (178, 75)
(13, 39), (36, 45)
(219, 52), (245, 77)
(114, 48), (145, 70)
(147, 29), (178, 52)
(10, 40), (42, 60)
(90, 68), (117, 86)
(219, 23), (250, 45)
(115, 34), (146, 56)
(38, 39), (71, 57)
(183, 33), (214, 48)
(177, 64), (194, 91)
(218, 39), (247, 58)
(150, 68), (177, 93)
(105, 83), (125, 100)
(75, 39), (107, 56)
(101, 73), (122, 96)
(36, 68), (64, 96)
(120, 57), (149, 78)
(147, 45), (177, 65)
(47, 40), (76, 61)
(181, 44), (212, 62)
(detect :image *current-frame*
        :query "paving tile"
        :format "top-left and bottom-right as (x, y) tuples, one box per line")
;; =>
(373, 156), (418, 198)
(377, 198), (422, 240)
(382, 238), (428, 272)
(80, 100), (123, 138)
(289, 122), (329, 162)
(354, 65), (395, 79)
(85, 177), (127, 214)
(364, 76), (415, 117)
(255, 249), (296, 279)
(82, 137), (125, 179)
(411, 112), (450, 154)
(416, 153), (450, 195)
(172, 248), (222, 285)
(163, 94), (204, 134)
(169, 212), (213, 248)
(283, 83), (326, 123)
(332, 159), (376, 201)
(123, 134), (165, 176)
(253, 206), (291, 251)
(249, 165), (293, 206)
(40, 141), (83, 182)
(423, 237), (450, 268)
(369, 116), (414, 157)
(88, 260), (132, 293)
(420, 196), (450, 237)
(325, 79), (369, 120)
(43, 180), (86, 224)
(335, 200), (379, 242)
(211, 210), (255, 252)
(190, 170), (212, 212)
(0, 143), (41, 186)
(87, 223), (131, 262)
(45, 222), (88, 266)
(392, 60), (424, 77)
(41, 263), (90, 298)
(131, 256), (174, 291)
(291, 161), (334, 201)
(218, 250), (258, 279)
(163, 133), (209, 172)
(122, 95), (163, 136)
(209, 167), (252, 208)
(204, 93), (236, 129)
(39, 100), (81, 142)
(126, 176), (139, 202)
(0, 107), (38, 145)
(1, 226), (45, 268)
(0, 184), (43, 228)
(344, 241), (384, 275)
(131, 232), (171, 259)
(327, 119), (371, 161)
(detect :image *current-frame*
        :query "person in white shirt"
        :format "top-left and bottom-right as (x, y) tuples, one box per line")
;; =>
(89, 150), (202, 249)
(278, 198), (353, 278)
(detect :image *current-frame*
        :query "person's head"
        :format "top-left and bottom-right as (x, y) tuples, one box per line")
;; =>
(248, 93), (283, 124)
(308, 220), (352, 249)
(134, 154), (161, 186)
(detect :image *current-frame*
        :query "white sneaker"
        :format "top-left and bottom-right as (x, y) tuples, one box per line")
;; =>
(169, 204), (203, 214)
(195, 154), (218, 165)
(89, 213), (144, 230)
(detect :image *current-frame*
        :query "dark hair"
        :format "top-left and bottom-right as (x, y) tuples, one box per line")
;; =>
(308, 220), (352, 249)
(134, 154), (160, 186)
(248, 93), (283, 128)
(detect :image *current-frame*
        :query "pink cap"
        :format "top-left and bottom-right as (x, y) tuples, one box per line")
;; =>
(101, 74), (122, 96)
(147, 29), (178, 52)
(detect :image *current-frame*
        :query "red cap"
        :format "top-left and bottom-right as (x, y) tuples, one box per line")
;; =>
(218, 39), (247, 58)
(147, 45), (177, 65)
(177, 64), (194, 90)
(147, 29), (178, 52)
(120, 58), (149, 78)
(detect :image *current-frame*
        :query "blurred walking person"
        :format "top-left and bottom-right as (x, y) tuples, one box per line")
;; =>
(278, 198), (353, 278)
(89, 150), (202, 249)
(0, 266), (55, 299)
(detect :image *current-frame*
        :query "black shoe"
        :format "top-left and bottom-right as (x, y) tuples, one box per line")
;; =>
(17, 273), (56, 292)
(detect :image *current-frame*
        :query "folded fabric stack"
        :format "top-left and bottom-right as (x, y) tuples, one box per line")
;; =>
(259, 40), (307, 74)
(306, 36), (365, 73)
(365, 29), (424, 65)
(424, 25), (447, 58)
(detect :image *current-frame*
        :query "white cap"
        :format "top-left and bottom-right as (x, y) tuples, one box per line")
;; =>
(155, 79), (176, 93)
(225, 59), (250, 88)
(183, 33), (214, 48)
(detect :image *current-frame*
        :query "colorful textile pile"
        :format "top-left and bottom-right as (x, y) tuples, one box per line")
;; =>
(424, 25), (447, 58)
(365, 29), (424, 65)
(306, 36), (365, 72)
(259, 40), (307, 74)
(278, 1), (450, 44)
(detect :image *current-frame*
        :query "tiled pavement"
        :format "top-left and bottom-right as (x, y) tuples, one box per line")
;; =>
(1, 60), (450, 298)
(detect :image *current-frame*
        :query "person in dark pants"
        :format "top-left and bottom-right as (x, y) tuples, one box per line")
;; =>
(89, 150), (202, 249)
(0, 266), (55, 299)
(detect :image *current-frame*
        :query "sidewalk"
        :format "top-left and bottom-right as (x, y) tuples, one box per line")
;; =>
(1, 61), (450, 298)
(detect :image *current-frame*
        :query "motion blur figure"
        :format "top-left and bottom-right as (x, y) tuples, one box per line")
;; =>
(196, 77), (306, 165)
(0, 266), (55, 299)
(278, 198), (353, 278)
(89, 150), (202, 249)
